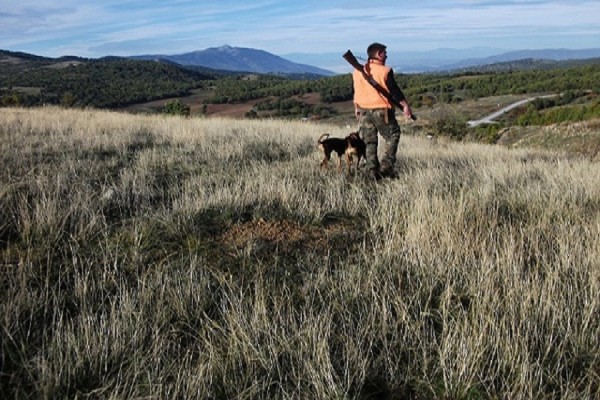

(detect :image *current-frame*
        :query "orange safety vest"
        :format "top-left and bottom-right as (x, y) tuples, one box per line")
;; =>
(352, 60), (392, 109)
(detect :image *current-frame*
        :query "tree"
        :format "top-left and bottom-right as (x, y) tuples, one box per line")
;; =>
(1, 93), (20, 107)
(61, 92), (76, 107)
(163, 99), (190, 116)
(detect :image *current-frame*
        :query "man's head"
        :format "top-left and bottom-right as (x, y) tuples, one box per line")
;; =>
(367, 42), (387, 63)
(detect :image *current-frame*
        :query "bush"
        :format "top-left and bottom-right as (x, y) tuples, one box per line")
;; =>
(163, 99), (190, 116)
(517, 101), (600, 126)
(1, 93), (20, 107)
(432, 109), (468, 140)
(470, 124), (503, 144)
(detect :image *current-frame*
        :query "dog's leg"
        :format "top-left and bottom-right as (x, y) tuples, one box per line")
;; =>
(346, 153), (353, 175)
(320, 156), (329, 169)
(320, 149), (331, 169)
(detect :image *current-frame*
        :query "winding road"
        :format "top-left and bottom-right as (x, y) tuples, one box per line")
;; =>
(467, 94), (558, 127)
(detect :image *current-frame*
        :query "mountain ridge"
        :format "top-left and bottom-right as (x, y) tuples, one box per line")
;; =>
(438, 48), (600, 72)
(284, 47), (600, 73)
(3, 46), (600, 77)
(130, 45), (336, 76)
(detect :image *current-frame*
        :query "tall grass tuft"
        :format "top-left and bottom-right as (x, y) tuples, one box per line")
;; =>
(1, 106), (598, 399)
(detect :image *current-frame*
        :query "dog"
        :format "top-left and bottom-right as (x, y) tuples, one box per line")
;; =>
(317, 132), (366, 175)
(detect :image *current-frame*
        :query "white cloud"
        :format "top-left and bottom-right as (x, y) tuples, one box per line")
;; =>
(1, 0), (599, 58)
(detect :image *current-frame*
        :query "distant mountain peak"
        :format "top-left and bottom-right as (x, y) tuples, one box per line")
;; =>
(212, 45), (236, 53)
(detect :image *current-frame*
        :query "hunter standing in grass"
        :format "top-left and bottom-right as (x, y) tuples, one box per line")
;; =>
(352, 42), (413, 180)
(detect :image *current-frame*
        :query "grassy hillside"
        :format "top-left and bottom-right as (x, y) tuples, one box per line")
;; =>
(1, 107), (598, 399)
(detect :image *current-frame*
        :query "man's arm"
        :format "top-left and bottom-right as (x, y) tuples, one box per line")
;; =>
(386, 69), (413, 119)
(385, 69), (406, 103)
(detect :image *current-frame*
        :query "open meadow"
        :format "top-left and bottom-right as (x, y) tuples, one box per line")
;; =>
(1, 107), (599, 399)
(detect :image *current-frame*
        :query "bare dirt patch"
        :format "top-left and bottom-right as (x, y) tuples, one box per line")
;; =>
(197, 101), (259, 118)
(218, 218), (356, 253)
(124, 95), (262, 118)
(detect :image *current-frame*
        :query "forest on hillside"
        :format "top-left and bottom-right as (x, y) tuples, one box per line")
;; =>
(208, 64), (600, 106)
(1, 51), (599, 124)
(0, 55), (215, 108)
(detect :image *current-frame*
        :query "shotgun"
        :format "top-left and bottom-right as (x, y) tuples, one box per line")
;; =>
(343, 50), (417, 120)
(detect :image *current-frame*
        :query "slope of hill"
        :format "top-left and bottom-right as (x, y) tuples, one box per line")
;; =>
(1, 107), (598, 399)
(0, 50), (87, 76)
(0, 50), (215, 108)
(131, 45), (336, 76)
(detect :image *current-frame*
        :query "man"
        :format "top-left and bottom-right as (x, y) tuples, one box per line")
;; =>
(352, 42), (413, 180)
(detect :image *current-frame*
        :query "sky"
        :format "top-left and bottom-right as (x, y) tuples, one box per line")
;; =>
(2, 0), (600, 69)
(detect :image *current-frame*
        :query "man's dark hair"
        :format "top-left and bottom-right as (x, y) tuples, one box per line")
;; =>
(367, 42), (387, 59)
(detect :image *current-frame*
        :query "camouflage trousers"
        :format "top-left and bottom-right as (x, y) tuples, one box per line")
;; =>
(357, 107), (401, 172)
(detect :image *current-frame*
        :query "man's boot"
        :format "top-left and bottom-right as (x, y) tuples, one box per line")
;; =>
(369, 168), (382, 181)
(380, 164), (398, 179)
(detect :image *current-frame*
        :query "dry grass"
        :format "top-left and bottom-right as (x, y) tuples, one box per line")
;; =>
(497, 119), (600, 161)
(1, 106), (599, 399)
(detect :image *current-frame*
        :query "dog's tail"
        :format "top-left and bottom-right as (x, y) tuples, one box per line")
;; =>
(318, 133), (330, 144)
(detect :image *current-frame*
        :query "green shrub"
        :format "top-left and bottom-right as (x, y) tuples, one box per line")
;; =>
(518, 101), (600, 126)
(163, 99), (190, 116)
(432, 109), (468, 139)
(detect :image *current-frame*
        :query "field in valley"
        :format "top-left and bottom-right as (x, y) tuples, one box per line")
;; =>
(1, 106), (599, 399)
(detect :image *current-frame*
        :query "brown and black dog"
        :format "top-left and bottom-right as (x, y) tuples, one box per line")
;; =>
(317, 132), (366, 175)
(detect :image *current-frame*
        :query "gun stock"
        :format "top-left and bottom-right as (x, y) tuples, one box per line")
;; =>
(343, 50), (367, 76)
(343, 50), (416, 121)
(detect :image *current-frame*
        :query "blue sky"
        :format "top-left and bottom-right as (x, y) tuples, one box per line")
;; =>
(3, 0), (599, 65)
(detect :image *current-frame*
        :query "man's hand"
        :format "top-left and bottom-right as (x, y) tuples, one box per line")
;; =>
(399, 100), (414, 120)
